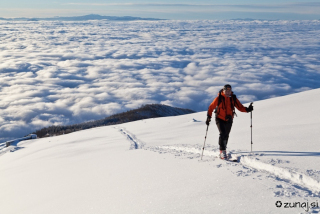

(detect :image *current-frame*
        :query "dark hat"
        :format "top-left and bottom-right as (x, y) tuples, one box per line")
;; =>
(223, 84), (232, 90)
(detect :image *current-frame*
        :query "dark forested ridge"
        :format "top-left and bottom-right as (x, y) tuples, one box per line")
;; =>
(32, 104), (195, 138)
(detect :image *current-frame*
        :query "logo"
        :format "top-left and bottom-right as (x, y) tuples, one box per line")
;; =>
(275, 200), (319, 212)
(275, 201), (282, 208)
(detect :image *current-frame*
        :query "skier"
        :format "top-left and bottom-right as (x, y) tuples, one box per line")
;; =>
(206, 84), (253, 160)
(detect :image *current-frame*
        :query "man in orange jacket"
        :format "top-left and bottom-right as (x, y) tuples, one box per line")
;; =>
(206, 84), (253, 160)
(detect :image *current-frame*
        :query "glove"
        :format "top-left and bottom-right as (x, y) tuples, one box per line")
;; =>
(206, 116), (211, 126)
(246, 103), (254, 112)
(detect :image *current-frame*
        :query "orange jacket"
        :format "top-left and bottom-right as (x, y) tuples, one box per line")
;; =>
(207, 91), (247, 121)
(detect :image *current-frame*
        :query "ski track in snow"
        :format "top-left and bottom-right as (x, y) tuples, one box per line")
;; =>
(146, 143), (320, 199)
(116, 127), (145, 150)
(116, 128), (320, 203)
(152, 144), (320, 199)
(241, 156), (320, 193)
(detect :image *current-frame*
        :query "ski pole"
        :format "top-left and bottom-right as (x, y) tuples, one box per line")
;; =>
(201, 124), (209, 160)
(250, 102), (253, 153)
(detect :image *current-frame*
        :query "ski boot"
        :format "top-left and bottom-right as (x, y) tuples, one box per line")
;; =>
(219, 150), (227, 160)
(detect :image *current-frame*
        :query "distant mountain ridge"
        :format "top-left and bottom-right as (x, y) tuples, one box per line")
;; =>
(32, 104), (195, 138)
(0, 14), (164, 21)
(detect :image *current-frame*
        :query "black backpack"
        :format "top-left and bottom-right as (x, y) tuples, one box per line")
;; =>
(214, 89), (238, 118)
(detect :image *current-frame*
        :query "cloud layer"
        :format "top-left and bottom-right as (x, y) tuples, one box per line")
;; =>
(0, 20), (320, 141)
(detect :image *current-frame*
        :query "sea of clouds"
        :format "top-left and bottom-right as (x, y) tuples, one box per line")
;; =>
(0, 19), (320, 141)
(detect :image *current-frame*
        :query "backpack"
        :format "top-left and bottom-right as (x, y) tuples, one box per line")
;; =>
(214, 89), (238, 118)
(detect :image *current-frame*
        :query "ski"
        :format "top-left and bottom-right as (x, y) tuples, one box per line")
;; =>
(220, 157), (238, 162)
(226, 158), (238, 162)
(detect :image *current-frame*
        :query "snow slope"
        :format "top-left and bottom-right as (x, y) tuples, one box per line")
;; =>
(1, 88), (320, 214)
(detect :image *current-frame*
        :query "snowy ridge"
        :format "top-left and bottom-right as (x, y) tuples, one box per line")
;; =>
(241, 156), (320, 193)
(0, 145), (18, 156)
(0, 141), (19, 156)
(0, 142), (6, 153)
(0, 134), (36, 156)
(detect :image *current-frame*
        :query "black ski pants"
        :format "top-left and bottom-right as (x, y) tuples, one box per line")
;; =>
(215, 117), (233, 151)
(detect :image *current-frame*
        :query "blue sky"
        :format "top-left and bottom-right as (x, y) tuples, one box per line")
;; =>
(1, 0), (320, 19)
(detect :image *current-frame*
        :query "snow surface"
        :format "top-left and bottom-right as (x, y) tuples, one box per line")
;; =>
(1, 88), (320, 214)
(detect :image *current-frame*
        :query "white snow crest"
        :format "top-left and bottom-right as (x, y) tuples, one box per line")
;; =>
(241, 156), (320, 193)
